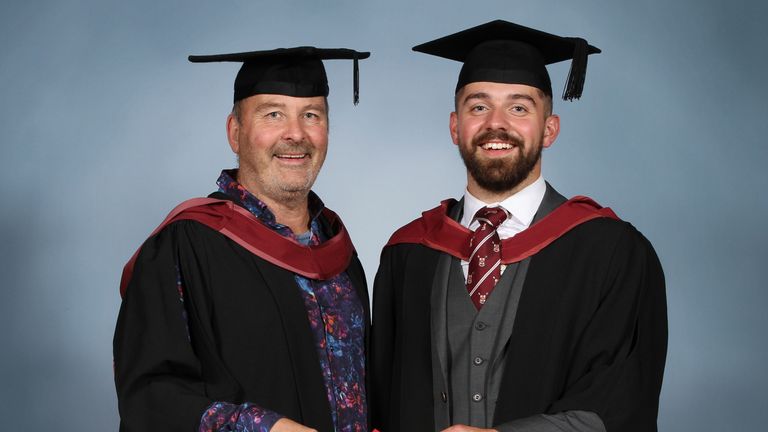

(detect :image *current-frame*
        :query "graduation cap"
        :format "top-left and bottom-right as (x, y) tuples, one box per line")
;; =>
(412, 20), (601, 101)
(189, 46), (371, 104)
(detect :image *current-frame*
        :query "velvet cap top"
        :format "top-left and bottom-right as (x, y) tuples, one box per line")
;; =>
(189, 46), (371, 104)
(412, 20), (601, 100)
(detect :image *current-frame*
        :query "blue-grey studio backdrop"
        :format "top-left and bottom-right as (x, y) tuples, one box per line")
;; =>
(1, 0), (766, 430)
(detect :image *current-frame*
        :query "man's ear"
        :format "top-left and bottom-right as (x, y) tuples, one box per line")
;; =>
(449, 111), (459, 146)
(226, 113), (240, 154)
(542, 114), (560, 149)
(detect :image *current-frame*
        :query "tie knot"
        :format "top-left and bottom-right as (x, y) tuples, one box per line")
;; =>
(473, 206), (509, 228)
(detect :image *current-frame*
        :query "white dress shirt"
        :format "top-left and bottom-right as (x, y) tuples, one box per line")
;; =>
(460, 176), (546, 278)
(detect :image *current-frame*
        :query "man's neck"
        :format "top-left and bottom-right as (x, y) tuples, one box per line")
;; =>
(237, 176), (311, 235)
(258, 193), (311, 235)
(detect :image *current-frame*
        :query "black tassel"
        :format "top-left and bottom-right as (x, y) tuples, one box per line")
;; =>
(353, 54), (360, 105)
(563, 37), (588, 101)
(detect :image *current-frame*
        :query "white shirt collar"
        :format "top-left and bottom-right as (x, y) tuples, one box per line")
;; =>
(460, 175), (547, 231)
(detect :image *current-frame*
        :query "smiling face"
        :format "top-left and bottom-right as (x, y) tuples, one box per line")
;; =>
(450, 81), (560, 200)
(226, 93), (328, 204)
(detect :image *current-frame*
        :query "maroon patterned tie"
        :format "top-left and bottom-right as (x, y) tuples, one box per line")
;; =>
(466, 206), (509, 309)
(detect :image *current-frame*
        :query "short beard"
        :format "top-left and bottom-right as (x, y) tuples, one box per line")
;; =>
(271, 142), (321, 195)
(458, 130), (542, 193)
(237, 141), (323, 205)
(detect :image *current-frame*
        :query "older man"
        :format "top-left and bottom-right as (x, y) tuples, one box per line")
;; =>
(114, 47), (370, 432)
(371, 21), (667, 432)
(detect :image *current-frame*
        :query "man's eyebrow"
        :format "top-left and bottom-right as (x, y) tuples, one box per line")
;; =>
(462, 92), (490, 105)
(461, 92), (537, 106)
(304, 103), (327, 113)
(508, 93), (537, 105)
(253, 102), (286, 111)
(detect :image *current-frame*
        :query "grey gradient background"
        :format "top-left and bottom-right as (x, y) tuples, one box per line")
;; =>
(1, 0), (766, 430)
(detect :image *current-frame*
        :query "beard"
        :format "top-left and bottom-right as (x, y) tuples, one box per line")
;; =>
(458, 129), (542, 193)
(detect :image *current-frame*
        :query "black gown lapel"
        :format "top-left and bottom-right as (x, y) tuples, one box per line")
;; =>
(251, 260), (335, 432)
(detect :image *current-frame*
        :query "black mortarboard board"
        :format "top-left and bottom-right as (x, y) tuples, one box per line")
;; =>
(188, 46), (370, 104)
(412, 20), (601, 101)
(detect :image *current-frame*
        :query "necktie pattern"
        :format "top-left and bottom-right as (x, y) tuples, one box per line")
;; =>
(466, 206), (509, 309)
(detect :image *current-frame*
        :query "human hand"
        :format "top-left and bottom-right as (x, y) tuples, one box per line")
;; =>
(270, 418), (318, 432)
(440, 425), (497, 432)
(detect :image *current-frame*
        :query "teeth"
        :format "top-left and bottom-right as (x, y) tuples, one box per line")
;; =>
(276, 154), (307, 159)
(481, 142), (514, 150)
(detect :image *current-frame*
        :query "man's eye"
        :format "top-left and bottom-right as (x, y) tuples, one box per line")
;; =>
(471, 105), (488, 112)
(304, 112), (319, 119)
(266, 112), (281, 118)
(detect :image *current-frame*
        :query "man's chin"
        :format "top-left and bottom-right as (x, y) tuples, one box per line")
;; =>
(475, 159), (518, 173)
(468, 162), (535, 193)
(274, 177), (317, 195)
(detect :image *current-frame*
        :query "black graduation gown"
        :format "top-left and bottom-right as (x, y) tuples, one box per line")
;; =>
(370, 201), (667, 432)
(114, 201), (369, 432)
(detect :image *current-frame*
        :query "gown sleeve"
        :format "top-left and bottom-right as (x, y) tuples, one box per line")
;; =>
(113, 222), (284, 431)
(529, 225), (667, 431)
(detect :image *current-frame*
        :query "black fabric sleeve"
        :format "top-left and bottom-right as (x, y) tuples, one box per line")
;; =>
(113, 224), (216, 431)
(544, 226), (668, 431)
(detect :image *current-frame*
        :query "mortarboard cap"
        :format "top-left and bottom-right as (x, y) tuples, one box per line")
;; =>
(189, 46), (371, 104)
(412, 20), (600, 101)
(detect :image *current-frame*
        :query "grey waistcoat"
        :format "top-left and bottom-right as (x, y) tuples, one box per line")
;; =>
(446, 256), (529, 427)
(430, 184), (567, 430)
